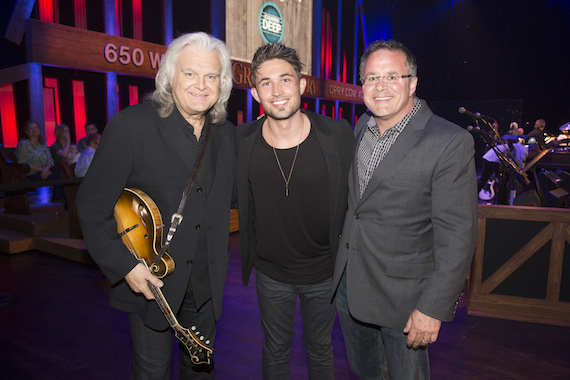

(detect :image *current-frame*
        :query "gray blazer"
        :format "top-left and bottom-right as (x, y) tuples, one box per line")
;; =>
(333, 99), (477, 330)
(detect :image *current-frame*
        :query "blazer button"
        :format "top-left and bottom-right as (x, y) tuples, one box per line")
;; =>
(346, 243), (349, 249)
(187, 259), (193, 265)
(354, 214), (360, 220)
(197, 187), (203, 193)
(195, 224), (201, 230)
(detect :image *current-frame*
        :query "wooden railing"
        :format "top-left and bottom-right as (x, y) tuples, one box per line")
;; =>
(468, 204), (570, 326)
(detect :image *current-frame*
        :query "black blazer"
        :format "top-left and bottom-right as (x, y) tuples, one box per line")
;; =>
(77, 102), (236, 330)
(236, 109), (354, 286)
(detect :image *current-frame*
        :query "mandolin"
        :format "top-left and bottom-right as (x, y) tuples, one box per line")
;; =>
(113, 188), (214, 365)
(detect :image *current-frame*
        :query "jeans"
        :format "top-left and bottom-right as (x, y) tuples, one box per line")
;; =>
(129, 281), (216, 379)
(336, 272), (430, 380)
(255, 270), (336, 380)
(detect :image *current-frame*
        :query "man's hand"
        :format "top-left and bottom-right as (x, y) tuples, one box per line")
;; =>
(124, 263), (164, 300)
(403, 309), (442, 348)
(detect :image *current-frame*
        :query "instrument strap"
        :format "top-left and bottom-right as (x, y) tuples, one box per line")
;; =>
(153, 122), (212, 266)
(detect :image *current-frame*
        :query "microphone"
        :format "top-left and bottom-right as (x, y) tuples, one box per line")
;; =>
(458, 107), (495, 122)
(466, 125), (482, 133)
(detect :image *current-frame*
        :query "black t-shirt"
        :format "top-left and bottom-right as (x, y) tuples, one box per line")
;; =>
(249, 127), (331, 284)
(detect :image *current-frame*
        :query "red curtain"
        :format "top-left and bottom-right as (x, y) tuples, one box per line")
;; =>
(72, 80), (87, 141)
(0, 84), (18, 147)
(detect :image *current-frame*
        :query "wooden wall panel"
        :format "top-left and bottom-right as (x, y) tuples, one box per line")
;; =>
(468, 204), (570, 326)
(226, 0), (313, 75)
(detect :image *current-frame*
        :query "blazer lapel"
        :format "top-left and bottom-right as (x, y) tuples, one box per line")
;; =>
(357, 102), (431, 206)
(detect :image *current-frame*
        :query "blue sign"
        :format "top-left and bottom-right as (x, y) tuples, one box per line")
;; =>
(258, 2), (284, 44)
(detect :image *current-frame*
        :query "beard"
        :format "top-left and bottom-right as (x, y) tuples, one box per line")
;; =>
(262, 100), (301, 121)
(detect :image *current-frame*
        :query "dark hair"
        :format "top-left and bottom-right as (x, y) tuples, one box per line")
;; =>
(24, 120), (45, 144)
(251, 44), (304, 86)
(535, 119), (546, 129)
(359, 39), (418, 82)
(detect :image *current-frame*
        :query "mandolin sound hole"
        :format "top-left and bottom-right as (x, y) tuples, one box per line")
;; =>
(137, 204), (149, 239)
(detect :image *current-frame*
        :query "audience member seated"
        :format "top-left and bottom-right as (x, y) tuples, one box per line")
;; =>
(50, 124), (72, 164)
(49, 124), (72, 202)
(74, 133), (100, 177)
(15, 120), (64, 202)
(77, 122), (98, 153)
(15, 120), (56, 182)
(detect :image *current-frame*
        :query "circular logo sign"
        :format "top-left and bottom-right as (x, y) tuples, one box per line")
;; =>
(258, 2), (284, 44)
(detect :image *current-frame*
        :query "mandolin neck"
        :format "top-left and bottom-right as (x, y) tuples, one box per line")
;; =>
(146, 280), (179, 328)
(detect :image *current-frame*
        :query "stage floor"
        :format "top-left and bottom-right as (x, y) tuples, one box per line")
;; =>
(1, 234), (569, 379)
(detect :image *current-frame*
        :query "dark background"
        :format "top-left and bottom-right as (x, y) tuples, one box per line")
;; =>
(1, 0), (569, 137)
(390, 0), (570, 135)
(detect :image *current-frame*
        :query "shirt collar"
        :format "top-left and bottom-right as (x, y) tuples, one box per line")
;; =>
(172, 105), (209, 139)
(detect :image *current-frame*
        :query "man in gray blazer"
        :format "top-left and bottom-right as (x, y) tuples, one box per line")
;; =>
(333, 40), (477, 379)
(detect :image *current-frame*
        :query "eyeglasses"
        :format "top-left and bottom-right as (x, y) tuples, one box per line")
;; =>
(360, 74), (414, 85)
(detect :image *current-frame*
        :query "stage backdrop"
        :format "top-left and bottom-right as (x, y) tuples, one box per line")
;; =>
(226, 0), (313, 75)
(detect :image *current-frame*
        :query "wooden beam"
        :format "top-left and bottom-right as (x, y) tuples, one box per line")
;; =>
(4, 0), (36, 45)
(478, 204), (570, 223)
(546, 222), (566, 302)
(469, 205), (570, 327)
(470, 216), (487, 294)
(26, 19), (167, 78)
(468, 293), (570, 327)
(479, 223), (553, 294)
(0, 64), (31, 87)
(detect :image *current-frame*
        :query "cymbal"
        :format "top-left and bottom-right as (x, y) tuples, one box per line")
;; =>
(559, 122), (570, 131)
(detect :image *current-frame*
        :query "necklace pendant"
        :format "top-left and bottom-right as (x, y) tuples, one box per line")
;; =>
(286, 186), (289, 197)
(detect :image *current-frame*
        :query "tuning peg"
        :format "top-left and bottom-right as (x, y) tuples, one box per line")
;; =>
(191, 326), (196, 331)
(200, 336), (205, 341)
(205, 340), (210, 344)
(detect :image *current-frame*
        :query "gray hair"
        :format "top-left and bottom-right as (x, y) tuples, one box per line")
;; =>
(359, 39), (418, 81)
(149, 32), (232, 125)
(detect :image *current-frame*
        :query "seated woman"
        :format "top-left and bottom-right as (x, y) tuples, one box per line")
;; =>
(16, 120), (55, 181)
(50, 124), (72, 164)
(15, 120), (63, 202)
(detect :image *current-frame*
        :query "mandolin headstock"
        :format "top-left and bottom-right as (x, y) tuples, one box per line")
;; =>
(175, 325), (214, 365)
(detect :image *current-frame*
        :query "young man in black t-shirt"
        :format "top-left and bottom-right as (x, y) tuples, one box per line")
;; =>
(235, 44), (354, 379)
